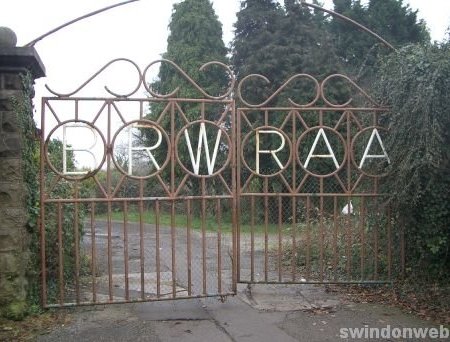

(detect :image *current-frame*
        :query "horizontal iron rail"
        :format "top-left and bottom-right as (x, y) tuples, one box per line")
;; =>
(44, 293), (235, 308)
(43, 193), (390, 203)
(43, 97), (233, 103)
(239, 280), (393, 285)
(43, 195), (235, 203)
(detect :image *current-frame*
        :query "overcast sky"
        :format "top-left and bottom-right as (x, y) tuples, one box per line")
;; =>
(2, 0), (449, 118)
(2, 0), (448, 170)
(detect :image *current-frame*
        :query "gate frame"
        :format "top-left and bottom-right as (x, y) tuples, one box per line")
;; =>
(39, 59), (400, 308)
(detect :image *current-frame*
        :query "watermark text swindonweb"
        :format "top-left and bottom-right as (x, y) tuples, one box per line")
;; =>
(339, 325), (449, 339)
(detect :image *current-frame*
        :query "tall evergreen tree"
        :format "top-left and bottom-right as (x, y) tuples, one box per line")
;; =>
(150, 0), (229, 103)
(232, 0), (344, 106)
(330, 0), (430, 79)
(231, 0), (284, 105)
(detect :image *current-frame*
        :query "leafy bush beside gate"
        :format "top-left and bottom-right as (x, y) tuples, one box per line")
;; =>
(376, 42), (450, 280)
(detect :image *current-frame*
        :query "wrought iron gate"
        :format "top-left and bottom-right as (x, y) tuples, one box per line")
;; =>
(39, 60), (402, 307)
(235, 73), (401, 285)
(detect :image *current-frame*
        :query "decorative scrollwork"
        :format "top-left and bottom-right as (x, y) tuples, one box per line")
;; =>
(45, 57), (380, 107)
(45, 58), (142, 98)
(142, 59), (235, 100)
(237, 73), (320, 108)
(320, 74), (380, 108)
(237, 73), (382, 108)
(45, 58), (235, 99)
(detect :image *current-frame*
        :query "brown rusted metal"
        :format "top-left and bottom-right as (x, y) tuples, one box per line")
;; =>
(57, 203), (64, 305)
(237, 69), (395, 286)
(186, 199), (192, 296)
(264, 179), (269, 282)
(306, 197), (311, 281)
(278, 196), (283, 282)
(374, 202), (379, 281)
(171, 201), (177, 297)
(201, 191), (207, 295)
(291, 196), (297, 282)
(74, 183), (80, 305)
(25, 0), (140, 47)
(139, 181), (145, 300)
(300, 1), (396, 51)
(387, 206), (392, 279)
(155, 200), (161, 298)
(123, 201), (130, 301)
(39, 59), (398, 308)
(360, 197), (366, 280)
(39, 99), (47, 308)
(90, 202), (97, 303)
(217, 198), (222, 294)
(333, 196), (338, 282)
(250, 195), (255, 282)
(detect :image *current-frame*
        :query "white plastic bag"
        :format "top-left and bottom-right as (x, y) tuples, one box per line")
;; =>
(341, 201), (353, 215)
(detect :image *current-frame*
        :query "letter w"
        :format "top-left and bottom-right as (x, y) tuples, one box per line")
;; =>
(184, 123), (221, 175)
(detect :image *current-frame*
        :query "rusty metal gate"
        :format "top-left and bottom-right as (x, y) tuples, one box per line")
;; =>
(39, 60), (402, 307)
(235, 73), (402, 285)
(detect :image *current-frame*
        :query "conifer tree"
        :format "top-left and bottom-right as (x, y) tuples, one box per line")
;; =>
(150, 0), (229, 104)
(330, 0), (430, 79)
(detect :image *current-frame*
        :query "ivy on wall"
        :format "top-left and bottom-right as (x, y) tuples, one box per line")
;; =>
(11, 72), (40, 311)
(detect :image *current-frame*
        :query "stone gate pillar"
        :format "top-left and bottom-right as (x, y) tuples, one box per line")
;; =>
(0, 27), (45, 319)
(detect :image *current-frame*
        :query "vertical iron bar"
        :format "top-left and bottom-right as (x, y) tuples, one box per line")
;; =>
(346, 196), (352, 280)
(291, 110), (297, 282)
(319, 180), (324, 282)
(264, 179), (269, 282)
(107, 200), (113, 301)
(387, 205), (392, 280)
(170, 101), (176, 298)
(374, 200), (379, 281)
(250, 196), (255, 282)
(139, 180), (145, 300)
(291, 196), (297, 282)
(360, 197), (365, 281)
(155, 200), (161, 298)
(201, 178), (207, 295)
(123, 201), (129, 301)
(333, 196), (338, 282)
(91, 202), (97, 303)
(106, 101), (113, 302)
(171, 200), (177, 297)
(235, 106), (241, 286)
(57, 203), (64, 305)
(306, 196), (311, 280)
(39, 99), (47, 307)
(345, 111), (352, 281)
(74, 184), (80, 305)
(278, 196), (282, 282)
(217, 198), (222, 294)
(186, 199), (192, 296)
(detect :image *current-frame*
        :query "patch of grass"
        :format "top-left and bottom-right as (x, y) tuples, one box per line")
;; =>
(96, 209), (288, 235)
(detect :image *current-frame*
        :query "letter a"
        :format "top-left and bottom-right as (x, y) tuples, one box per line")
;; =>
(359, 128), (390, 168)
(304, 128), (339, 170)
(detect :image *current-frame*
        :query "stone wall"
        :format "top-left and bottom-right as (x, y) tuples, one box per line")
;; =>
(0, 27), (45, 319)
(0, 71), (29, 318)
